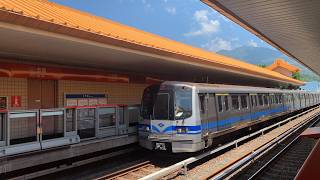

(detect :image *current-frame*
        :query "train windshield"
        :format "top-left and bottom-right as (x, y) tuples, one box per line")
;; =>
(174, 87), (192, 120)
(141, 84), (192, 120)
(141, 85), (160, 119)
(154, 93), (170, 120)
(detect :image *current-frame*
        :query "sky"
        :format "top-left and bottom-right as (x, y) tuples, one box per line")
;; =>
(49, 0), (274, 52)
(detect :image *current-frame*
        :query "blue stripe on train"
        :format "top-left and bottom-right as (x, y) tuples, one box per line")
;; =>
(139, 106), (288, 134)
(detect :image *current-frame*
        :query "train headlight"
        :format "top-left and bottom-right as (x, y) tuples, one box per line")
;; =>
(177, 127), (188, 134)
(145, 126), (150, 132)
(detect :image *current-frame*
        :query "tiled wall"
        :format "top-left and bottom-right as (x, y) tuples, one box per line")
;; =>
(0, 77), (27, 110)
(0, 78), (148, 110)
(58, 80), (148, 107)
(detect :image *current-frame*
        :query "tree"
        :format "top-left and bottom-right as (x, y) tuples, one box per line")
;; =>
(257, 64), (267, 68)
(292, 71), (302, 80)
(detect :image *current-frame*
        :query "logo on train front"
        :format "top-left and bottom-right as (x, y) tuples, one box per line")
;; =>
(158, 123), (164, 127)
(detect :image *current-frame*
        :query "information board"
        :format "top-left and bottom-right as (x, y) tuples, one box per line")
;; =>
(65, 93), (107, 107)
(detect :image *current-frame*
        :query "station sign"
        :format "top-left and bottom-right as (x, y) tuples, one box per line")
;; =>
(65, 93), (107, 106)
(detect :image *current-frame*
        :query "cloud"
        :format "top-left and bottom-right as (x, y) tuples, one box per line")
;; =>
(165, 7), (176, 15)
(248, 39), (258, 47)
(202, 37), (232, 52)
(184, 10), (220, 36)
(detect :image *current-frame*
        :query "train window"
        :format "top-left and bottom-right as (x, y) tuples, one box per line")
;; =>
(250, 96), (255, 107)
(240, 95), (248, 109)
(153, 93), (169, 120)
(175, 87), (192, 119)
(275, 95), (279, 104)
(224, 96), (229, 111)
(231, 95), (240, 110)
(263, 95), (268, 106)
(218, 96), (223, 112)
(199, 94), (206, 114)
(279, 95), (282, 103)
(258, 95), (263, 106)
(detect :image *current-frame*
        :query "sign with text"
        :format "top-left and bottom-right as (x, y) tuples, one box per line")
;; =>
(65, 93), (107, 107)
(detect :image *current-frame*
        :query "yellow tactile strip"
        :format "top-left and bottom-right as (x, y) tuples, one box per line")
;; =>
(182, 108), (320, 180)
(0, 0), (303, 85)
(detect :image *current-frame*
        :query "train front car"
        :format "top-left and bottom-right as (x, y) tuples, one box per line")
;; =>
(138, 82), (203, 153)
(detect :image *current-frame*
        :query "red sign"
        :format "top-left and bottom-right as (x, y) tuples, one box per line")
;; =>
(11, 96), (21, 107)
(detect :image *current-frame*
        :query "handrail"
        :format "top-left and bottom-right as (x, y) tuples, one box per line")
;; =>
(139, 106), (319, 180)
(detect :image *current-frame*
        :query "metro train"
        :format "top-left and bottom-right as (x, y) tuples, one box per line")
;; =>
(138, 81), (320, 153)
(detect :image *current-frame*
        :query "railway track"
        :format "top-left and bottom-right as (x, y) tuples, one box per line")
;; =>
(140, 106), (320, 180)
(95, 161), (160, 180)
(234, 122), (319, 180)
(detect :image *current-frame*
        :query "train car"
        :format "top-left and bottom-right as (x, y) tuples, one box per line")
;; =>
(138, 81), (319, 153)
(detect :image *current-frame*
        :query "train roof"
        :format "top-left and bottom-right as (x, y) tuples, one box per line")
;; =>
(161, 81), (316, 94)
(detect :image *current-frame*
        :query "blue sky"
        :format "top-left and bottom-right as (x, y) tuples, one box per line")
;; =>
(49, 0), (274, 52)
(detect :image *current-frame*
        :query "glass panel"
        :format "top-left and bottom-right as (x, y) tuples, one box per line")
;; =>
(175, 88), (192, 119)
(199, 94), (206, 114)
(154, 93), (169, 120)
(231, 95), (239, 110)
(98, 107), (116, 128)
(42, 113), (64, 140)
(127, 105), (140, 127)
(263, 95), (268, 105)
(258, 95), (263, 106)
(77, 108), (95, 139)
(224, 96), (229, 111)
(66, 109), (75, 132)
(118, 107), (124, 125)
(217, 96), (223, 112)
(10, 114), (37, 145)
(141, 85), (159, 119)
(240, 95), (248, 109)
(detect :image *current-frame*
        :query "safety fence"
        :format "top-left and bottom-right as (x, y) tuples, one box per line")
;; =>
(0, 104), (140, 157)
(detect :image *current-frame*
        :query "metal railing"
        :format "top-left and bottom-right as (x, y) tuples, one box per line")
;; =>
(139, 106), (320, 180)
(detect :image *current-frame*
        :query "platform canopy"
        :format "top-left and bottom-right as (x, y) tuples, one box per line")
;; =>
(0, 0), (304, 87)
(202, 0), (320, 75)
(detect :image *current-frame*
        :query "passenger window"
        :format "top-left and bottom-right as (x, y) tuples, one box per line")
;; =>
(250, 96), (254, 107)
(258, 95), (263, 106)
(240, 95), (248, 109)
(231, 95), (239, 110)
(279, 95), (282, 103)
(275, 95), (279, 104)
(224, 96), (229, 111)
(263, 95), (268, 105)
(217, 96), (223, 112)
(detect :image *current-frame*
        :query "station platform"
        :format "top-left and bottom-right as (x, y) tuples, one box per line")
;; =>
(0, 104), (140, 176)
(0, 134), (137, 175)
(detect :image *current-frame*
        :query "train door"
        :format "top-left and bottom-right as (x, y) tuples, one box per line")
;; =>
(249, 94), (258, 121)
(199, 93), (214, 136)
(207, 94), (217, 132)
(239, 94), (250, 122)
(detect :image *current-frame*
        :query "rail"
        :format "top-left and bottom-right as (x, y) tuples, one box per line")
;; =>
(246, 119), (319, 179)
(139, 106), (320, 180)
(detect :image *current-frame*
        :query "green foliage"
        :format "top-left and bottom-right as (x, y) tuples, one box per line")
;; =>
(292, 71), (301, 80)
(257, 64), (267, 68)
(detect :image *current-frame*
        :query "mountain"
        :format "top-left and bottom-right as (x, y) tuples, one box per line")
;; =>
(217, 46), (319, 81)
